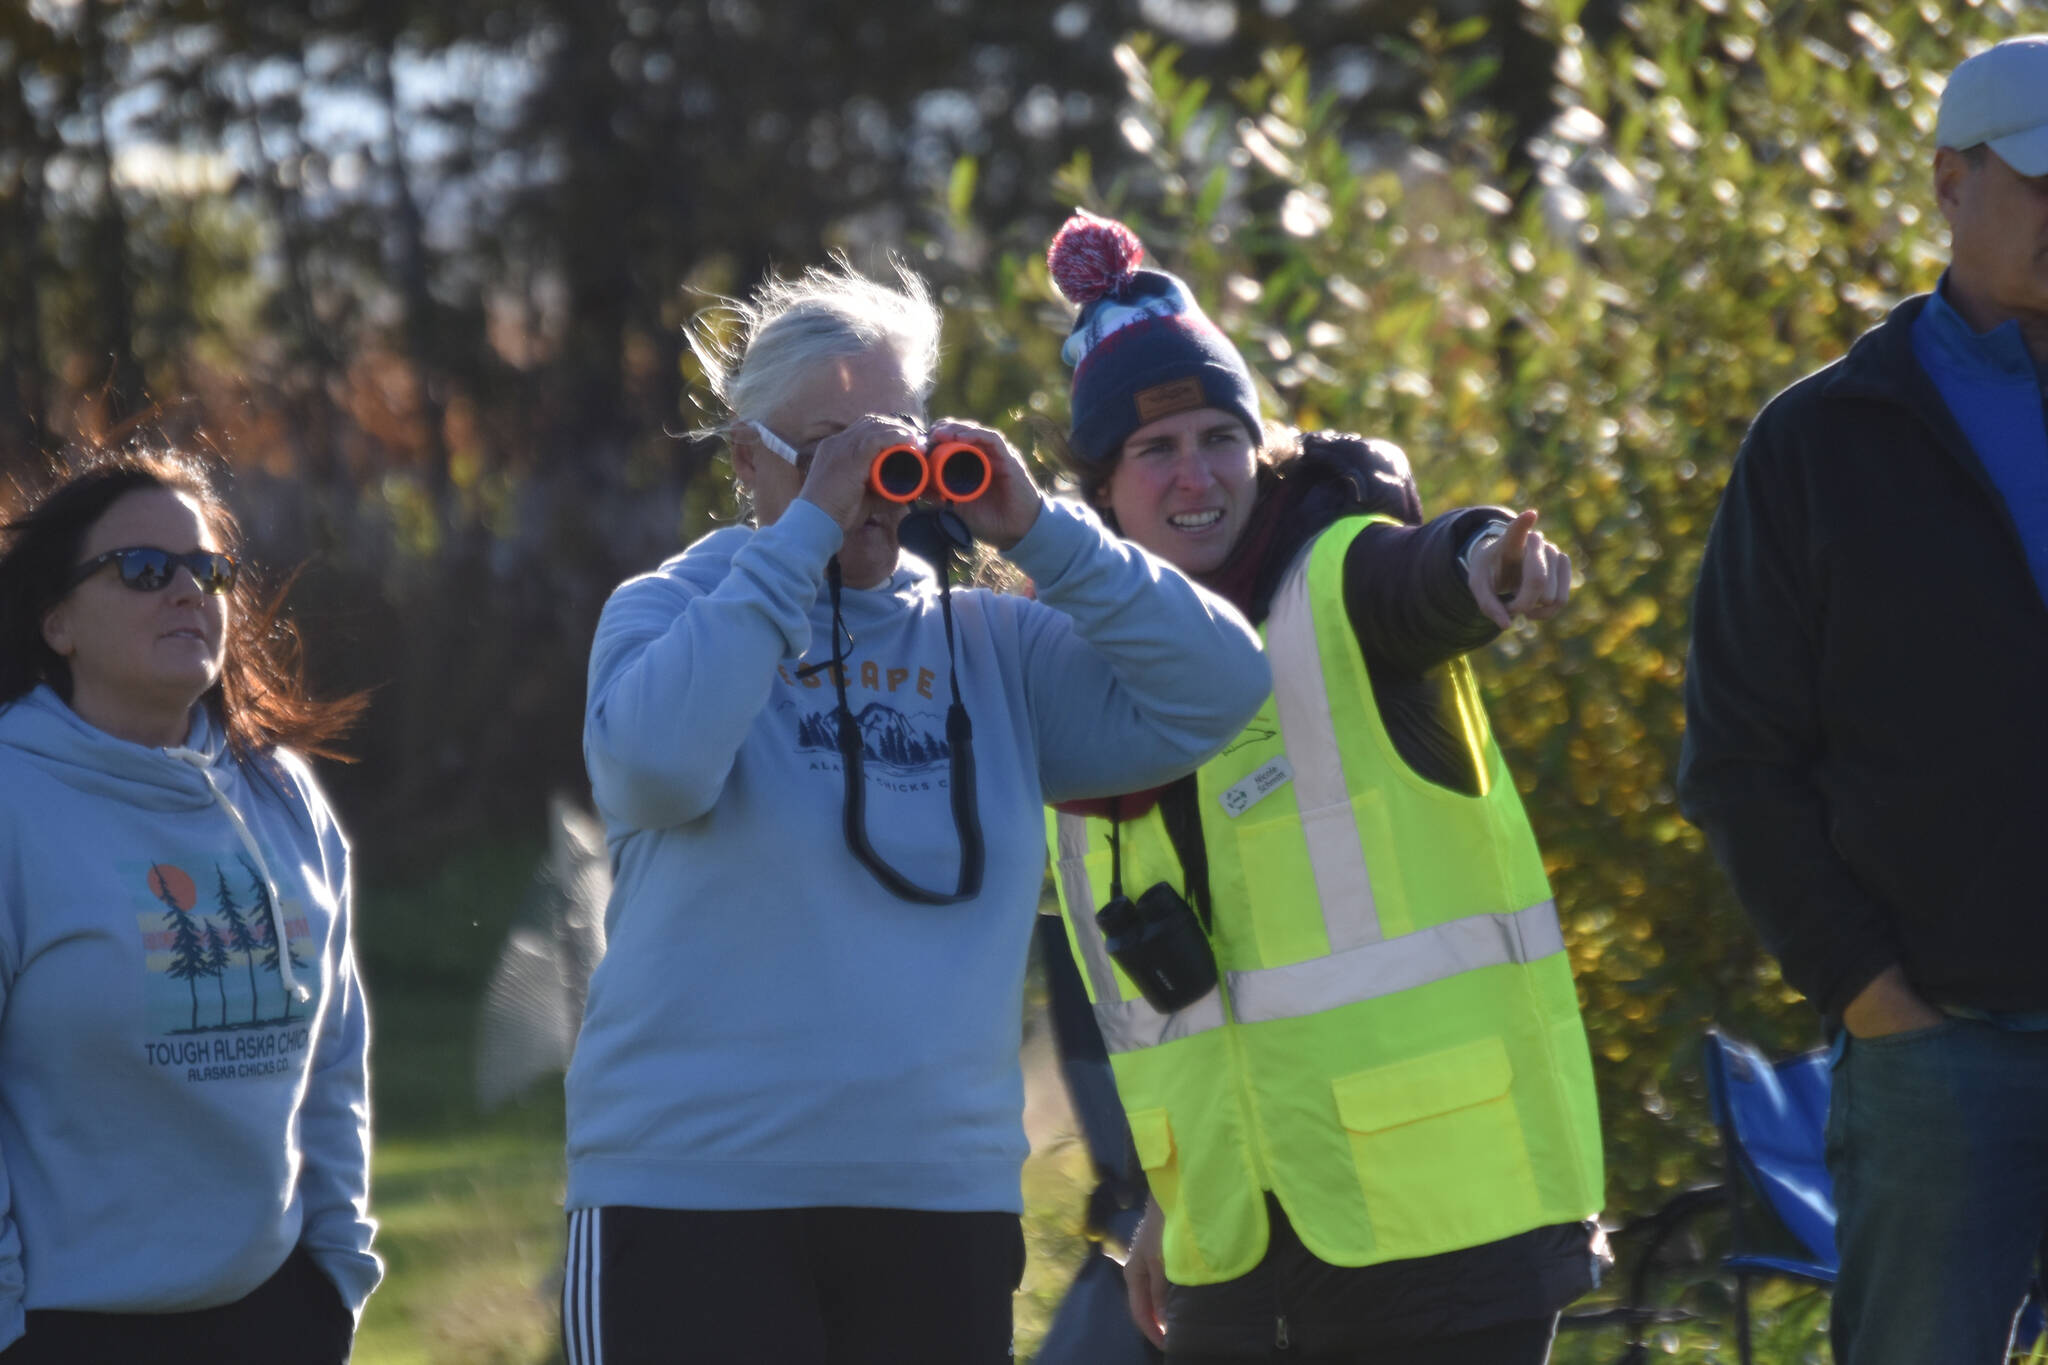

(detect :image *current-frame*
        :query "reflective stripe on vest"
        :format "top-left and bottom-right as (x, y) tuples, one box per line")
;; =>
(1055, 805), (1564, 1054)
(1263, 551), (1381, 952)
(1226, 897), (1562, 1024)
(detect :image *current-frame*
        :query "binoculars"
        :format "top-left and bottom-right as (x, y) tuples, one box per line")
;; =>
(869, 441), (993, 504)
(1097, 881), (1217, 1014)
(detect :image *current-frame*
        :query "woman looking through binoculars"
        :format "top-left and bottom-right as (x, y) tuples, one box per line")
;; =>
(561, 259), (1269, 1364)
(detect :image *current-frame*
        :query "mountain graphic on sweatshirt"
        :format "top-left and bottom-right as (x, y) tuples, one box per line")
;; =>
(794, 701), (951, 774)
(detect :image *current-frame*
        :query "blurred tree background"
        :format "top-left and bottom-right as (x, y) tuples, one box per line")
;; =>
(0, 0), (2030, 1358)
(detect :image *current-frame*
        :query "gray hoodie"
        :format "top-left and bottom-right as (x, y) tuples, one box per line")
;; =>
(568, 497), (1269, 1217)
(0, 687), (379, 1345)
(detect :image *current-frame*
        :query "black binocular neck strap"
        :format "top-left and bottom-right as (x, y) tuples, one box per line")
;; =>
(823, 553), (985, 906)
(1107, 797), (1124, 902)
(933, 550), (985, 894)
(1102, 787), (1212, 931)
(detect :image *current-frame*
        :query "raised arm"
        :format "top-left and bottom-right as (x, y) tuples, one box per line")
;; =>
(584, 504), (839, 830)
(1007, 499), (1270, 802)
(1678, 415), (1901, 1020)
(1343, 508), (1508, 676)
(1345, 506), (1572, 678)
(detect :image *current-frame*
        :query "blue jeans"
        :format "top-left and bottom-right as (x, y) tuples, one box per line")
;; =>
(1826, 1017), (2048, 1364)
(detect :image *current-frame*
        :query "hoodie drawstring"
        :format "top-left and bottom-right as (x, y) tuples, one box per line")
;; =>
(165, 748), (312, 1004)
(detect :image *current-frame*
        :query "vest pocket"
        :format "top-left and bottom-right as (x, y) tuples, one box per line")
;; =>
(1128, 1106), (1202, 1277)
(1330, 1036), (1542, 1254)
(1130, 1106), (1179, 1205)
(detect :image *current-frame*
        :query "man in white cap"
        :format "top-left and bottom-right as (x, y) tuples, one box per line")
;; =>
(1931, 35), (2048, 349)
(1681, 35), (2048, 1364)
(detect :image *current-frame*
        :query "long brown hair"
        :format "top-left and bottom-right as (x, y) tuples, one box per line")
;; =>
(0, 448), (367, 761)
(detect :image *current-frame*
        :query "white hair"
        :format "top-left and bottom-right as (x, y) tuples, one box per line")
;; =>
(689, 257), (942, 439)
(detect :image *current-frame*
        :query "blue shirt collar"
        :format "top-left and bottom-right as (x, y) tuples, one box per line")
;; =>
(1920, 274), (2043, 386)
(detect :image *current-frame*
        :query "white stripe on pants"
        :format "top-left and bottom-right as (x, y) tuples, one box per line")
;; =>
(563, 1207), (604, 1365)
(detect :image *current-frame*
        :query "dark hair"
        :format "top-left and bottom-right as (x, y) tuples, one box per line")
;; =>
(0, 448), (366, 761)
(1035, 414), (1288, 514)
(1961, 143), (1989, 169)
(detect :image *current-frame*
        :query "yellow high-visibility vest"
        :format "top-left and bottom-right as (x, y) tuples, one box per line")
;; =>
(1049, 516), (1603, 1285)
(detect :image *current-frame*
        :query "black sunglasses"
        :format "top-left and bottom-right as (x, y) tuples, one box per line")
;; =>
(69, 547), (239, 596)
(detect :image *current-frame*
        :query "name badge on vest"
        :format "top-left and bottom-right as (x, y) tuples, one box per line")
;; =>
(1219, 756), (1294, 818)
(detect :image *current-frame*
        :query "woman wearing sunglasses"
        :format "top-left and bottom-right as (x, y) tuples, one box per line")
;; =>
(562, 261), (1269, 1365)
(0, 450), (378, 1364)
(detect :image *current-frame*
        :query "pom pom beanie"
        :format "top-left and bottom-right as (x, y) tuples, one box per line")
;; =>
(1047, 210), (1262, 467)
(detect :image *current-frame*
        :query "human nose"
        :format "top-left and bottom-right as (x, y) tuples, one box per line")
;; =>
(164, 564), (206, 603)
(1170, 449), (1218, 490)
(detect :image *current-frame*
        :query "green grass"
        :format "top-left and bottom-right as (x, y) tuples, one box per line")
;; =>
(356, 1128), (567, 1365)
(352, 838), (571, 1365)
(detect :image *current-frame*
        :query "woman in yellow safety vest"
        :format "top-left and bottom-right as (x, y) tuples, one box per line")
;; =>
(1041, 211), (1606, 1365)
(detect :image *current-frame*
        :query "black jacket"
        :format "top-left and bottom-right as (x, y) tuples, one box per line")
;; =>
(1679, 295), (2048, 1020)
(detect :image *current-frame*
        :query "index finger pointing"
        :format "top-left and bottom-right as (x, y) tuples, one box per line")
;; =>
(1498, 508), (1539, 562)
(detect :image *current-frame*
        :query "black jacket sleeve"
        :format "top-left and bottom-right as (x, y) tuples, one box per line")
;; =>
(1677, 406), (1901, 1019)
(1343, 507), (1508, 676)
(1341, 507), (1510, 795)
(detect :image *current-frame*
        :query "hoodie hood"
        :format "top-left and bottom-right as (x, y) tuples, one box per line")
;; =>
(0, 686), (226, 812)
(838, 543), (935, 610)
(0, 686), (309, 1003)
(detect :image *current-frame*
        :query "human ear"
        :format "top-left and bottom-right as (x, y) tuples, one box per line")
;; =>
(1087, 460), (1121, 510)
(730, 428), (762, 491)
(41, 600), (75, 660)
(1932, 147), (1968, 225)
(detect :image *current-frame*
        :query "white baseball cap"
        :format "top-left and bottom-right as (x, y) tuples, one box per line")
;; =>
(1937, 36), (2048, 176)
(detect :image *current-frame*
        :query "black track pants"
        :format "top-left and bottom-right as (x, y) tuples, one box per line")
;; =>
(0, 1245), (353, 1365)
(562, 1204), (1025, 1365)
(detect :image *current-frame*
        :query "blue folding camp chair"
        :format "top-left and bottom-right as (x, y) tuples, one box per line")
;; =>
(1701, 1029), (1838, 1362)
(1594, 1030), (2043, 1365)
(1572, 1032), (1835, 1363)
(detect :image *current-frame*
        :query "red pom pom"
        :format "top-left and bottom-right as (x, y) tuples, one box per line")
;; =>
(1048, 211), (1144, 306)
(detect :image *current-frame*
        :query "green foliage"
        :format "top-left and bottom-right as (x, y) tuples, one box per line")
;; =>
(935, 2), (2024, 1355)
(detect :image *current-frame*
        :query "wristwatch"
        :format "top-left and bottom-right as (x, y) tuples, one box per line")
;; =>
(1457, 519), (1510, 579)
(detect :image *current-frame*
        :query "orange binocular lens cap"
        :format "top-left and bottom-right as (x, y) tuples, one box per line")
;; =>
(869, 445), (930, 503)
(928, 442), (992, 502)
